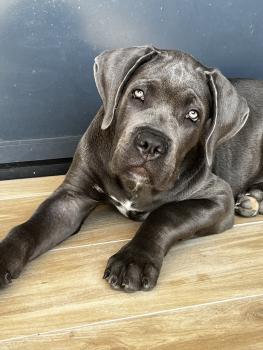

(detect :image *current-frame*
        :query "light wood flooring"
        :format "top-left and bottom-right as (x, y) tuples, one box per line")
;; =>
(0, 175), (263, 349)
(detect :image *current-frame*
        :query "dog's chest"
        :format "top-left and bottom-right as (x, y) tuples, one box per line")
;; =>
(109, 194), (149, 221)
(110, 195), (136, 216)
(93, 184), (149, 221)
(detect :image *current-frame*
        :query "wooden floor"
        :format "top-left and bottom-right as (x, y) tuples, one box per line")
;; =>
(0, 176), (263, 349)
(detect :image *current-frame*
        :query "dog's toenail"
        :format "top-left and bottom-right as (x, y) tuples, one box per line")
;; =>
(122, 278), (129, 287)
(103, 270), (110, 279)
(109, 276), (117, 285)
(142, 277), (149, 288)
(5, 272), (12, 283)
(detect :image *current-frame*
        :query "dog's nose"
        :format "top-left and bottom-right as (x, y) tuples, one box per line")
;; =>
(134, 130), (168, 160)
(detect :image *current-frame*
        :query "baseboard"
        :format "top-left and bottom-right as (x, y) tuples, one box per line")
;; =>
(0, 136), (80, 164)
(0, 158), (72, 180)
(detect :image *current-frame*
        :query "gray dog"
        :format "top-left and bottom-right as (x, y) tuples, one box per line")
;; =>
(1, 45), (263, 292)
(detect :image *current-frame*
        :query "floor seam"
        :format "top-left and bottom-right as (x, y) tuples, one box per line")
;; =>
(51, 238), (132, 252)
(50, 220), (263, 252)
(234, 220), (263, 227)
(0, 193), (55, 200)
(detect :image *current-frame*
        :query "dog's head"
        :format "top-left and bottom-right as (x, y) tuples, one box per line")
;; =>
(94, 46), (249, 193)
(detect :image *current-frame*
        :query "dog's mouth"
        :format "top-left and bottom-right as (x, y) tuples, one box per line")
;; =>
(119, 166), (151, 192)
(128, 166), (148, 178)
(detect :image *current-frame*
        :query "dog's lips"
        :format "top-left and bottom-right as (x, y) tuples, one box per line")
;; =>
(119, 166), (151, 192)
(125, 165), (153, 184)
(128, 166), (148, 178)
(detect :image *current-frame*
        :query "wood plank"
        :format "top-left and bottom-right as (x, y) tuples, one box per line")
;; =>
(0, 176), (64, 200)
(0, 222), (263, 341)
(1, 175), (263, 239)
(235, 215), (263, 225)
(1, 174), (263, 223)
(0, 184), (263, 248)
(0, 197), (139, 246)
(1, 175), (263, 225)
(2, 296), (263, 350)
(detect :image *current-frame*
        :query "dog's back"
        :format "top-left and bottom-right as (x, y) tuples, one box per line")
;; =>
(214, 78), (263, 197)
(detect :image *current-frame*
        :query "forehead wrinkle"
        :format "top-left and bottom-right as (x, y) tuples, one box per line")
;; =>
(166, 67), (209, 109)
(178, 87), (203, 105)
(169, 62), (196, 85)
(129, 78), (162, 86)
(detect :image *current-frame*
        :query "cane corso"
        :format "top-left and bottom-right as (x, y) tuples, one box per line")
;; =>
(1, 45), (263, 292)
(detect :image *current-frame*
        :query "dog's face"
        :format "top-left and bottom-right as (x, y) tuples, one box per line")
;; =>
(110, 53), (211, 191)
(94, 46), (249, 194)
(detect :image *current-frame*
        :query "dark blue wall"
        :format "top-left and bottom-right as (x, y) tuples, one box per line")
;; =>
(0, 0), (262, 163)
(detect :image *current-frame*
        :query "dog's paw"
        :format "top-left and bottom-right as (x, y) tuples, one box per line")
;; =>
(103, 244), (162, 292)
(0, 242), (25, 289)
(235, 189), (263, 217)
(0, 247), (13, 288)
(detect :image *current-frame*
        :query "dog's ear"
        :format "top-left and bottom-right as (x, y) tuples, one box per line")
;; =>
(93, 45), (159, 130)
(204, 69), (249, 167)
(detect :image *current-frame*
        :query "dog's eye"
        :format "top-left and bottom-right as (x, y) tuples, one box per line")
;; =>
(132, 89), (144, 101)
(186, 109), (199, 122)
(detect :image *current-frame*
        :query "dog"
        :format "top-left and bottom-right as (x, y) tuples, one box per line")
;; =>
(1, 45), (263, 292)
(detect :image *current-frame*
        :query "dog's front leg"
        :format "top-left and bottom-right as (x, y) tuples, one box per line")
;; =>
(104, 191), (234, 293)
(0, 183), (98, 287)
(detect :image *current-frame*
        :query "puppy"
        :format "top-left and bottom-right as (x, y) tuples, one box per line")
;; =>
(1, 46), (262, 292)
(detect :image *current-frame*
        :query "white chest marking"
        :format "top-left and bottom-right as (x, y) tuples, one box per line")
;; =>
(115, 203), (130, 217)
(93, 184), (104, 193)
(109, 195), (140, 217)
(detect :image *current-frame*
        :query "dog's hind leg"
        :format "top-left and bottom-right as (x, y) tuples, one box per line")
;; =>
(235, 185), (263, 217)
